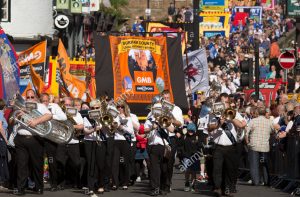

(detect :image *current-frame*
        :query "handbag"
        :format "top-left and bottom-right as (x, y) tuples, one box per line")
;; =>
(159, 128), (172, 159)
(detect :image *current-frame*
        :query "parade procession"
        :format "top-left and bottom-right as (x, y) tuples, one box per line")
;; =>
(0, 0), (300, 197)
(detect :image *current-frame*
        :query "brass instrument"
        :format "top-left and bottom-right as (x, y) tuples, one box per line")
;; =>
(223, 108), (236, 121)
(212, 102), (226, 117)
(11, 94), (73, 144)
(151, 99), (175, 128)
(99, 98), (119, 133)
(88, 109), (102, 143)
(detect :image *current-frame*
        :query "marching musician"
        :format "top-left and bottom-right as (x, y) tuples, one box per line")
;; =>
(144, 93), (183, 196)
(112, 101), (134, 190)
(40, 93), (67, 192)
(14, 89), (52, 195)
(208, 93), (246, 197)
(83, 99), (107, 195)
(160, 90), (184, 193)
(56, 97), (84, 190)
(128, 108), (140, 185)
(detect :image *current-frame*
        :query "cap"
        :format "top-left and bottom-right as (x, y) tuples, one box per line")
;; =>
(187, 123), (196, 132)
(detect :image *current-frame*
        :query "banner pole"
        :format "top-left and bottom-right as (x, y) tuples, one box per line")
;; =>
(183, 31), (193, 110)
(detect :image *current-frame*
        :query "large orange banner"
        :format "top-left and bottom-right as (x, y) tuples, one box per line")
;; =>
(109, 36), (173, 103)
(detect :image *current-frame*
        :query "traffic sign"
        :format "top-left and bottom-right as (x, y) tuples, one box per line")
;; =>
(278, 51), (296, 69)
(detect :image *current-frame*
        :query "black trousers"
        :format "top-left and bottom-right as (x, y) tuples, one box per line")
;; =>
(56, 143), (81, 187)
(212, 144), (237, 190)
(44, 139), (58, 188)
(8, 147), (17, 188)
(148, 145), (168, 190)
(84, 140), (107, 190)
(166, 136), (177, 189)
(129, 142), (137, 181)
(112, 140), (130, 187)
(14, 135), (44, 191)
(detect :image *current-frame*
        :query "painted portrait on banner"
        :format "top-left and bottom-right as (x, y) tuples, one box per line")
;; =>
(109, 36), (174, 104)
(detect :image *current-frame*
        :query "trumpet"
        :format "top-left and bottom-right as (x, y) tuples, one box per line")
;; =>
(223, 108), (236, 121)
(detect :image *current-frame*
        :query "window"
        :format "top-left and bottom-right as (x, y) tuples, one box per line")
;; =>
(1, 0), (10, 22)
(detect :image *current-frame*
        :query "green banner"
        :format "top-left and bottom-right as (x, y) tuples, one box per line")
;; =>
(70, 0), (82, 13)
(56, 0), (69, 9)
(287, 0), (300, 17)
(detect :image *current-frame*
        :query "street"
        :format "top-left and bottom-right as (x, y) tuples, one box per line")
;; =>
(1, 169), (290, 197)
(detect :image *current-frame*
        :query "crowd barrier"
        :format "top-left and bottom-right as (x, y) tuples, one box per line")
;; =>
(238, 134), (300, 195)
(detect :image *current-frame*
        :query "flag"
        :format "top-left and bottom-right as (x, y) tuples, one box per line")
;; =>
(30, 64), (46, 94)
(70, 0), (82, 13)
(90, 0), (100, 11)
(182, 48), (209, 93)
(44, 57), (60, 96)
(56, 0), (70, 10)
(18, 40), (47, 93)
(88, 77), (96, 99)
(0, 28), (20, 102)
(57, 39), (87, 99)
(21, 83), (33, 97)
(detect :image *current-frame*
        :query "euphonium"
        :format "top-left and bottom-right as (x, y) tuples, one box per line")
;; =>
(152, 99), (175, 129)
(223, 108), (236, 121)
(99, 98), (119, 133)
(12, 94), (74, 144)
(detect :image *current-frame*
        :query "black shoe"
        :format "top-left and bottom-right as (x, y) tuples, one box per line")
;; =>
(112, 186), (117, 191)
(33, 188), (43, 195)
(50, 187), (58, 192)
(149, 188), (160, 196)
(213, 189), (222, 197)
(104, 187), (110, 192)
(14, 189), (25, 196)
(159, 190), (167, 196)
(57, 185), (65, 190)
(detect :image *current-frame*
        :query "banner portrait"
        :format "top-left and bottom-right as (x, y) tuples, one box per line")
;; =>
(94, 34), (188, 116)
(18, 40), (47, 93)
(287, 0), (300, 17)
(183, 48), (209, 93)
(109, 36), (173, 104)
(0, 28), (20, 101)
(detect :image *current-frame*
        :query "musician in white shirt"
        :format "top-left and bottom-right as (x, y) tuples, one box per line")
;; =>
(161, 90), (183, 193)
(112, 101), (134, 190)
(40, 93), (67, 191)
(14, 89), (52, 195)
(83, 99), (108, 194)
(56, 97), (84, 190)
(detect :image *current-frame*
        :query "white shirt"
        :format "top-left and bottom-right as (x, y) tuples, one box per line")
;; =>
(18, 103), (52, 136)
(208, 115), (237, 146)
(47, 103), (67, 121)
(68, 112), (84, 144)
(83, 117), (104, 141)
(144, 114), (169, 146)
(198, 114), (209, 134)
(114, 116), (134, 141)
(130, 113), (140, 142)
(169, 105), (184, 137)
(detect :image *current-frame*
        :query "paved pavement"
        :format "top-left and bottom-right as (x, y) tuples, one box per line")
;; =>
(1, 170), (291, 197)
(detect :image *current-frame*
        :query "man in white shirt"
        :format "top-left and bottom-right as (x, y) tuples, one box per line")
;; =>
(160, 90), (184, 193)
(56, 97), (84, 190)
(14, 89), (52, 195)
(40, 93), (67, 191)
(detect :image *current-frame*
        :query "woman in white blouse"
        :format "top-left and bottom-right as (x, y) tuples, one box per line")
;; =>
(83, 99), (106, 195)
(112, 101), (134, 190)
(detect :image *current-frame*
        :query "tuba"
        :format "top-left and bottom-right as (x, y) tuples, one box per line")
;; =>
(11, 94), (73, 144)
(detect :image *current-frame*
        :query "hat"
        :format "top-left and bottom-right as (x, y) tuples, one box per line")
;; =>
(228, 60), (236, 65)
(187, 123), (196, 132)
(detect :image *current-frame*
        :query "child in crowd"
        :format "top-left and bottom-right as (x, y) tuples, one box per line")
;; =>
(179, 123), (202, 192)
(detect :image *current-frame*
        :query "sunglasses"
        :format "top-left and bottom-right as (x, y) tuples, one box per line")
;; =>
(26, 96), (35, 99)
(91, 107), (100, 110)
(41, 100), (49, 103)
(117, 106), (125, 109)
